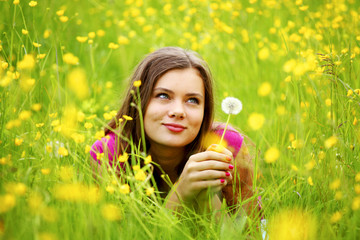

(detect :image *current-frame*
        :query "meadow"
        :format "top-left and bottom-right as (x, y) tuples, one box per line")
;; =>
(1, 0), (360, 239)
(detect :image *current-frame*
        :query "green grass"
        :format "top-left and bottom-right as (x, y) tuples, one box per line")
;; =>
(1, 0), (360, 239)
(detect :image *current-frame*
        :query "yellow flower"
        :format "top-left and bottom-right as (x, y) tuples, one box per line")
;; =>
(58, 147), (69, 157)
(5, 182), (27, 196)
(325, 98), (332, 106)
(76, 36), (88, 43)
(41, 168), (51, 175)
(59, 16), (69, 22)
(353, 117), (358, 126)
(13, 0), (19, 5)
(352, 197), (360, 210)
(118, 152), (128, 162)
(305, 160), (316, 171)
(146, 187), (155, 196)
(19, 110), (32, 120)
(330, 211), (342, 223)
(247, 113), (265, 130)
(56, 9), (65, 16)
(15, 138), (23, 146)
(43, 29), (51, 38)
(103, 112), (112, 120)
(258, 47), (270, 60)
(329, 179), (341, 190)
(84, 122), (93, 129)
(264, 147), (280, 163)
(22, 29), (28, 35)
(257, 82), (272, 96)
(105, 186), (115, 194)
(334, 191), (342, 200)
(123, 115), (133, 121)
(324, 136), (338, 149)
(29, 1), (37, 7)
(17, 54), (35, 69)
(118, 36), (129, 45)
(267, 208), (317, 240)
(2, 61), (9, 69)
(135, 170), (146, 181)
(355, 172), (360, 182)
(108, 42), (119, 49)
(63, 53), (79, 65)
(307, 176), (314, 186)
(101, 204), (122, 221)
(31, 103), (42, 111)
(95, 131), (105, 140)
(133, 80), (141, 87)
(46, 145), (52, 153)
(291, 139), (304, 149)
(347, 89), (353, 96)
(144, 155), (152, 164)
(33, 42), (41, 48)
(85, 145), (91, 154)
(291, 165), (298, 172)
(119, 184), (130, 194)
(0, 194), (16, 213)
(53, 183), (101, 203)
(96, 153), (104, 160)
(35, 131), (41, 141)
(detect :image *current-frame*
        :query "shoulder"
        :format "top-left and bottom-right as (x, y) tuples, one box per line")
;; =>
(211, 123), (244, 157)
(89, 132), (118, 163)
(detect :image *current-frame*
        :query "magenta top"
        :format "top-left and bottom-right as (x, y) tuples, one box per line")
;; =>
(90, 125), (244, 165)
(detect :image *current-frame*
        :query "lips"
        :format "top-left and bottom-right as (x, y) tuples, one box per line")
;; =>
(163, 123), (186, 133)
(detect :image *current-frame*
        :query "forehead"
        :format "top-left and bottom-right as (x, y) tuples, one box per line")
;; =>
(154, 68), (204, 94)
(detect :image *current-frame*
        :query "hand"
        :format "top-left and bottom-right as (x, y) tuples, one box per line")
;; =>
(175, 144), (234, 203)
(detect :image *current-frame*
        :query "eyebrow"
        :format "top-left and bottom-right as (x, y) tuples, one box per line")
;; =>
(153, 87), (204, 99)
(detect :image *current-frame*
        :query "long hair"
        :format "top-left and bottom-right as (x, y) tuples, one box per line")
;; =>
(105, 47), (214, 173)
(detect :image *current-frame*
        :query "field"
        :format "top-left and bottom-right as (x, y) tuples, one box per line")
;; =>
(1, 0), (360, 239)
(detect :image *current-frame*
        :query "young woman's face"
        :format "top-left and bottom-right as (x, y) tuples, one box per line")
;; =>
(144, 68), (205, 149)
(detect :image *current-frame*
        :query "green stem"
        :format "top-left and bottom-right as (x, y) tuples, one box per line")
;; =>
(136, 87), (147, 154)
(219, 114), (231, 145)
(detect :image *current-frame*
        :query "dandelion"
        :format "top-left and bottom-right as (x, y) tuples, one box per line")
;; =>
(219, 97), (242, 145)
(41, 168), (51, 175)
(123, 115), (133, 121)
(85, 145), (91, 153)
(119, 184), (130, 194)
(135, 170), (146, 181)
(307, 176), (314, 186)
(101, 204), (121, 221)
(118, 36), (129, 45)
(19, 110), (32, 120)
(59, 16), (69, 22)
(56, 9), (65, 16)
(248, 112), (265, 130)
(330, 179), (341, 190)
(17, 54), (35, 69)
(0, 194), (16, 213)
(258, 82), (272, 96)
(13, 0), (19, 5)
(84, 122), (93, 129)
(31, 103), (42, 111)
(258, 47), (270, 60)
(118, 152), (128, 162)
(291, 165), (299, 172)
(46, 145), (52, 153)
(108, 42), (119, 49)
(5, 182), (27, 196)
(352, 197), (360, 210)
(2, 61), (9, 69)
(33, 42), (41, 48)
(264, 147), (280, 163)
(95, 131), (105, 140)
(29, 1), (37, 7)
(22, 29), (28, 35)
(325, 98), (332, 106)
(133, 80), (141, 87)
(146, 187), (155, 196)
(15, 138), (23, 146)
(76, 36), (88, 43)
(105, 186), (115, 194)
(58, 147), (69, 157)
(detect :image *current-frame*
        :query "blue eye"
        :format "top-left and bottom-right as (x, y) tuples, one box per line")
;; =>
(187, 98), (199, 104)
(156, 93), (169, 99)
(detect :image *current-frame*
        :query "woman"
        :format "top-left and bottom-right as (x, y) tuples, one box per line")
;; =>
(90, 47), (258, 218)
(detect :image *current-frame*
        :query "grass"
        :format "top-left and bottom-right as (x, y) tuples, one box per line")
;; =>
(1, 0), (360, 239)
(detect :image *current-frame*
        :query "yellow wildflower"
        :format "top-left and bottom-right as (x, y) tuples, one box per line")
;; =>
(247, 113), (265, 130)
(31, 103), (42, 111)
(353, 117), (358, 126)
(133, 80), (141, 87)
(144, 155), (152, 164)
(0, 194), (16, 213)
(264, 147), (280, 163)
(58, 147), (69, 157)
(67, 68), (89, 99)
(95, 131), (105, 140)
(324, 136), (337, 149)
(63, 53), (79, 65)
(5, 182), (27, 196)
(59, 16), (69, 22)
(118, 36), (129, 45)
(105, 186), (115, 194)
(291, 165), (298, 172)
(146, 187), (154, 196)
(325, 98), (332, 106)
(257, 82), (272, 96)
(33, 42), (41, 48)
(305, 160), (316, 171)
(291, 139), (304, 149)
(53, 183), (101, 203)
(56, 9), (65, 16)
(330, 211), (342, 223)
(41, 168), (51, 175)
(17, 54), (35, 69)
(123, 115), (133, 121)
(119, 184), (130, 194)
(22, 29), (28, 35)
(84, 122), (93, 129)
(96, 153), (104, 160)
(258, 47), (270, 60)
(35, 131), (41, 141)
(85, 145), (91, 153)
(118, 152), (128, 163)
(334, 191), (342, 200)
(19, 110), (32, 120)
(46, 145), (52, 153)
(108, 42), (119, 49)
(43, 29), (51, 38)
(352, 197), (360, 210)
(355, 172), (360, 182)
(29, 1), (37, 7)
(88, 32), (96, 39)
(15, 138), (23, 146)
(13, 0), (19, 5)
(307, 176), (314, 186)
(330, 179), (341, 190)
(2, 61), (9, 69)
(135, 170), (146, 181)
(76, 36), (88, 43)
(101, 204), (122, 221)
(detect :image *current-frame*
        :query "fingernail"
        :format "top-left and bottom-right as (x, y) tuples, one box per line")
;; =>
(220, 179), (225, 183)
(225, 156), (232, 161)
(229, 164), (234, 169)
(225, 172), (230, 177)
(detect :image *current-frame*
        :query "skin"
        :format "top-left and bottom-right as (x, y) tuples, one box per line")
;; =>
(143, 68), (234, 213)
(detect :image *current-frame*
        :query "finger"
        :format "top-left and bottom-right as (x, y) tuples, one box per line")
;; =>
(187, 160), (234, 173)
(192, 178), (228, 191)
(189, 151), (232, 163)
(191, 169), (232, 181)
(207, 144), (233, 157)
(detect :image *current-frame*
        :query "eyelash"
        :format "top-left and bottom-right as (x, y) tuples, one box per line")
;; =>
(155, 93), (199, 104)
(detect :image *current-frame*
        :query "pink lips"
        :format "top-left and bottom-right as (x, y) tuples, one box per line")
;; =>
(163, 123), (186, 133)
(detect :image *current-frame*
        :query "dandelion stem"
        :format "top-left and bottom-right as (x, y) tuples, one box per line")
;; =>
(219, 114), (231, 145)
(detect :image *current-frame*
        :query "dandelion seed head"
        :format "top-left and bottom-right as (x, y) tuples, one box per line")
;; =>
(221, 97), (242, 115)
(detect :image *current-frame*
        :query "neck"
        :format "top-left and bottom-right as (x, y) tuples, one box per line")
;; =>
(149, 145), (185, 183)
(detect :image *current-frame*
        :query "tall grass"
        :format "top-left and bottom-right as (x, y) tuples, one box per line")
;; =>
(0, 0), (359, 239)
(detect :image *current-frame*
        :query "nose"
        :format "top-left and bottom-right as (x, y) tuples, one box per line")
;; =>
(168, 100), (186, 119)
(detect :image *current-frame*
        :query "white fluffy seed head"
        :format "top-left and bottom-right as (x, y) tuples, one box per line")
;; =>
(221, 97), (243, 115)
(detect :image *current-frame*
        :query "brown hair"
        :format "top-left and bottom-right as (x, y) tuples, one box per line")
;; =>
(105, 47), (214, 171)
